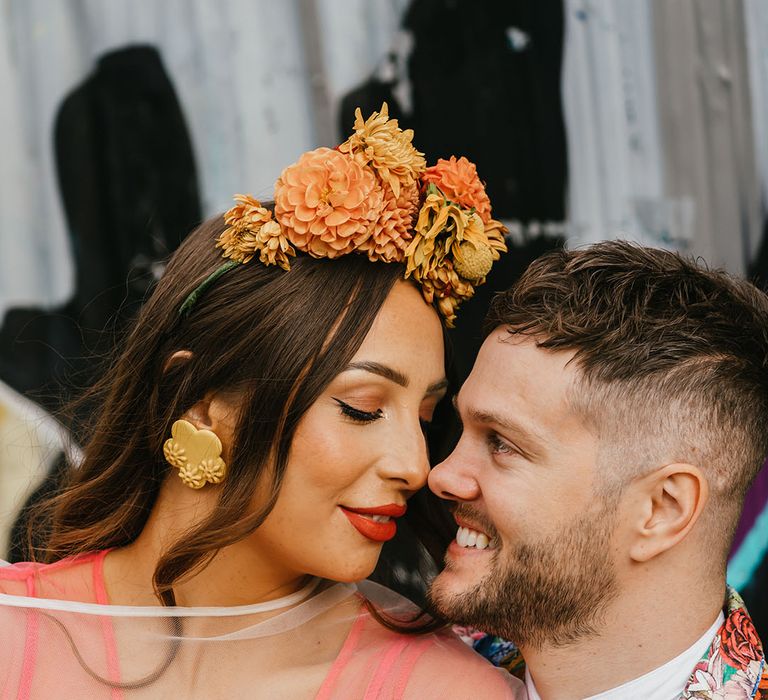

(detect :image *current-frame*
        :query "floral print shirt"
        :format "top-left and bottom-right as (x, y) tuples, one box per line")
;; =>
(458, 587), (768, 699)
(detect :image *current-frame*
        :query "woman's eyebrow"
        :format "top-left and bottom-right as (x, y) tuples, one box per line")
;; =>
(344, 361), (409, 387)
(344, 361), (448, 396)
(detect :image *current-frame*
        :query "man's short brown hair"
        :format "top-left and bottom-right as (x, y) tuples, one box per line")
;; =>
(486, 241), (768, 551)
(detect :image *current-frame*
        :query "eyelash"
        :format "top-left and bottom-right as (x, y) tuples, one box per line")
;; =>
(487, 432), (517, 456)
(333, 398), (435, 435)
(333, 398), (383, 424)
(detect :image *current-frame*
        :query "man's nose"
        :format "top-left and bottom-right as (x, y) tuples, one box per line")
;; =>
(428, 445), (481, 502)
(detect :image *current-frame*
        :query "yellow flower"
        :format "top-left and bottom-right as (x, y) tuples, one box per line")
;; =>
(218, 195), (296, 270)
(404, 184), (508, 325)
(451, 213), (508, 283)
(200, 457), (227, 485)
(162, 439), (187, 470)
(405, 190), (469, 278)
(177, 463), (207, 490)
(339, 103), (426, 198)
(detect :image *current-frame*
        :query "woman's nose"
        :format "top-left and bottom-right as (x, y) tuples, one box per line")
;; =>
(378, 421), (430, 491)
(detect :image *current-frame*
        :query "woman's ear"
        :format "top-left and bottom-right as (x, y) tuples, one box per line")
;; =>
(181, 392), (241, 461)
(163, 349), (193, 373)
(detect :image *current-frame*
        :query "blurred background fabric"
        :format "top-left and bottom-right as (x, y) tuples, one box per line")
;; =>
(0, 0), (766, 636)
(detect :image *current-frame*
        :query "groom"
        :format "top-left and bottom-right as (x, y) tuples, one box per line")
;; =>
(428, 241), (768, 700)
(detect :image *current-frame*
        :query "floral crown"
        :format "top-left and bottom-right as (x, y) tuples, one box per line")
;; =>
(179, 103), (507, 326)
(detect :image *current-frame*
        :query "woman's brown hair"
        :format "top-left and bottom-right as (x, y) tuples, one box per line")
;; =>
(27, 211), (453, 625)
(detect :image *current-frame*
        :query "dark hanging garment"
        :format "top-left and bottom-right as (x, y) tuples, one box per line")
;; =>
(0, 45), (201, 411)
(338, 1), (568, 384)
(338, 0), (567, 223)
(403, 0), (567, 222)
(402, 0), (569, 380)
(338, 64), (407, 138)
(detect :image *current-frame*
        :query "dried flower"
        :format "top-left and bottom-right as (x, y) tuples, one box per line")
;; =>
(406, 187), (507, 324)
(405, 189), (470, 278)
(360, 181), (419, 263)
(190, 109), (506, 331)
(416, 260), (475, 327)
(274, 147), (384, 259)
(217, 195), (295, 269)
(451, 212), (508, 282)
(340, 103), (426, 198)
(422, 156), (492, 223)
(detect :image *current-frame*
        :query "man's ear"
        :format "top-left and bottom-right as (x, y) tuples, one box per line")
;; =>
(629, 463), (709, 563)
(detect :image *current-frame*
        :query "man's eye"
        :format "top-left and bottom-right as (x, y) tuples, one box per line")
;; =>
(333, 398), (383, 424)
(487, 432), (517, 456)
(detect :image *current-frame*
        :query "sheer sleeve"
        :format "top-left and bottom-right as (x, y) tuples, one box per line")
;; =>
(0, 564), (525, 699)
(398, 631), (525, 699)
(316, 581), (525, 699)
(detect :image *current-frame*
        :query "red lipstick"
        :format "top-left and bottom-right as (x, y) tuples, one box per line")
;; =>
(340, 504), (406, 542)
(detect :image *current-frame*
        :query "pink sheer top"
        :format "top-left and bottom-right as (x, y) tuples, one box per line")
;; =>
(0, 552), (523, 699)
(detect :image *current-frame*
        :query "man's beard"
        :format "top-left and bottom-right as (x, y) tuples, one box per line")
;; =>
(427, 502), (619, 650)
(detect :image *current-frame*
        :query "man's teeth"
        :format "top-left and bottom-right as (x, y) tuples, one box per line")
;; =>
(456, 526), (490, 549)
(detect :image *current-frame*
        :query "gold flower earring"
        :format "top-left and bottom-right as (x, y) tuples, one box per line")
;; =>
(163, 419), (227, 489)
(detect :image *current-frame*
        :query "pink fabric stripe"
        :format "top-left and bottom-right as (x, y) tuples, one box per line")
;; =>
(392, 638), (433, 700)
(314, 611), (367, 700)
(363, 637), (410, 700)
(18, 576), (39, 700)
(92, 550), (123, 700)
(0, 551), (104, 581)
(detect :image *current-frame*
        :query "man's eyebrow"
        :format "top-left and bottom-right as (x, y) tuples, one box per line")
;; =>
(426, 379), (450, 395)
(454, 396), (549, 452)
(344, 362), (448, 396)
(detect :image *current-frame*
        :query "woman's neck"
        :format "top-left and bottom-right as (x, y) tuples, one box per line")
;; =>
(103, 478), (312, 607)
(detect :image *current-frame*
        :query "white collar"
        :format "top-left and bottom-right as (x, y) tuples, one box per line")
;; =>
(525, 612), (724, 700)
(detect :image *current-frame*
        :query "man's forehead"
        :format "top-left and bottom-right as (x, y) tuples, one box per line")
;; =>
(463, 329), (580, 426)
(476, 329), (577, 384)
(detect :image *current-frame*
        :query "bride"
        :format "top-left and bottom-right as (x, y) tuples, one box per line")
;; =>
(0, 105), (522, 698)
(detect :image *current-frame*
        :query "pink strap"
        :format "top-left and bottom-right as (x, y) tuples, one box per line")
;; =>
(92, 550), (123, 700)
(392, 638), (433, 700)
(17, 577), (39, 700)
(315, 611), (367, 700)
(363, 637), (410, 699)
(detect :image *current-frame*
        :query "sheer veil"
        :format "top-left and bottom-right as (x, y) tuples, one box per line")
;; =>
(0, 557), (523, 699)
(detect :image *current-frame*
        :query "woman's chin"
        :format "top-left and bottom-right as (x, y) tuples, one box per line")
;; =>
(318, 553), (379, 583)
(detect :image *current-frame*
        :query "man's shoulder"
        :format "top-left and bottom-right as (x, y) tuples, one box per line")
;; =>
(454, 626), (526, 680)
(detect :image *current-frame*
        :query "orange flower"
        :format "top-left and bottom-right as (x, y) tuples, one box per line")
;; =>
(217, 195), (295, 269)
(274, 147), (384, 259)
(339, 103), (426, 198)
(422, 156), (492, 223)
(360, 181), (419, 263)
(720, 609), (763, 670)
